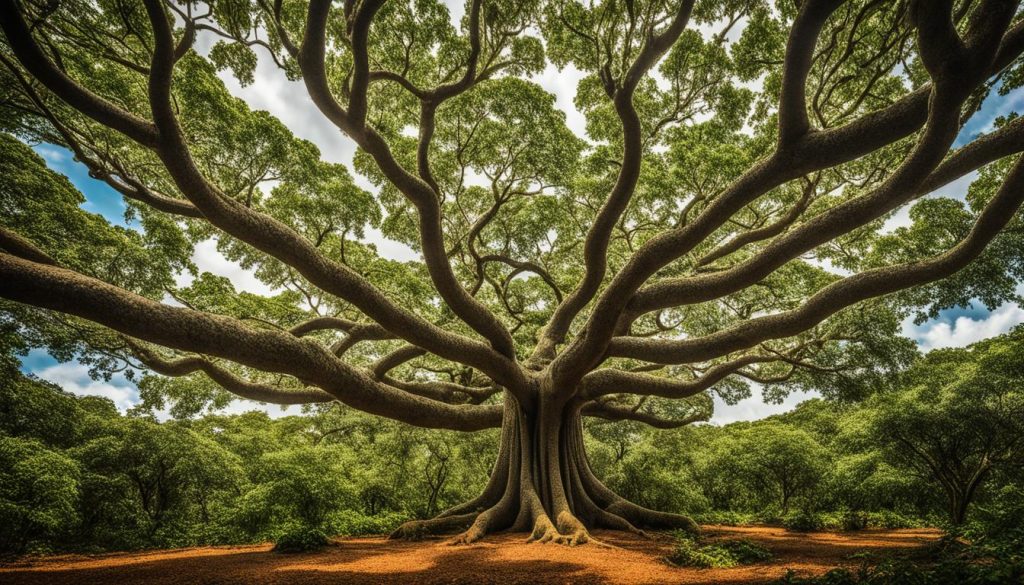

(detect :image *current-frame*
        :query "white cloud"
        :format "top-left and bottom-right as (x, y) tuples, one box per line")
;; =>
(212, 400), (301, 419)
(710, 387), (820, 425)
(34, 362), (138, 411)
(34, 144), (69, 164)
(193, 31), (359, 172)
(174, 238), (279, 296)
(905, 303), (1024, 353)
(28, 358), (306, 420)
(147, 398), (300, 422)
(882, 170), (979, 232)
(531, 62), (589, 140)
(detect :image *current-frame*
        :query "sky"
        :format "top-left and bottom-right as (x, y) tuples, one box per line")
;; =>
(16, 10), (1024, 426)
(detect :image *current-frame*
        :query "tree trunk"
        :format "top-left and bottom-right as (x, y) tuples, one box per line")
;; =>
(950, 496), (968, 526)
(390, 392), (698, 544)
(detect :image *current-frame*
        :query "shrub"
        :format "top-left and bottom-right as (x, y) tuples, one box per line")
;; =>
(784, 510), (825, 532)
(866, 511), (919, 529)
(693, 510), (756, 526)
(666, 533), (772, 569)
(962, 485), (1024, 559)
(272, 528), (329, 553)
(717, 538), (774, 564)
(326, 510), (409, 536)
(667, 539), (737, 568)
(840, 510), (869, 531)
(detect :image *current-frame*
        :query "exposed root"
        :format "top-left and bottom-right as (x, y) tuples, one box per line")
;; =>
(605, 500), (700, 535)
(526, 513), (585, 545)
(448, 492), (519, 546)
(388, 513), (475, 540)
(522, 510), (617, 548)
(394, 400), (696, 548)
(448, 525), (486, 545)
(448, 512), (494, 545)
(593, 508), (650, 539)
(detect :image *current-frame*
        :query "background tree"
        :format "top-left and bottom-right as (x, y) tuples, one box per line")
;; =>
(859, 329), (1024, 525)
(2, 0), (1024, 546)
(0, 434), (80, 554)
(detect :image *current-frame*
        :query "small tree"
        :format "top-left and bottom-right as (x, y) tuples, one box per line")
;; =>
(746, 424), (828, 515)
(700, 422), (827, 514)
(864, 329), (1024, 525)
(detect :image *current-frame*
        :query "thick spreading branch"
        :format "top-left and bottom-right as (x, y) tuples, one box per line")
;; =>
(297, 0), (518, 360)
(131, 342), (336, 406)
(549, 2), (1020, 386)
(534, 1), (696, 362)
(627, 107), (1024, 318)
(0, 252), (501, 431)
(609, 154), (1024, 364)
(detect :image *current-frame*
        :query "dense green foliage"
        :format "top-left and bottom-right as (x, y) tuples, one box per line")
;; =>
(0, 362), (496, 554)
(2, 326), (1022, 559)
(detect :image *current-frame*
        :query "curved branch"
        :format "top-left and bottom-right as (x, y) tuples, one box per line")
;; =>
(297, 0), (517, 359)
(579, 354), (771, 400)
(0, 226), (56, 265)
(131, 343), (336, 405)
(629, 112), (1024, 316)
(608, 154), (1024, 364)
(552, 10), (1022, 383)
(4, 0), (517, 386)
(582, 400), (708, 429)
(139, 0), (523, 388)
(0, 1), (159, 147)
(0, 252), (503, 431)
(695, 177), (816, 268)
(778, 0), (847, 145)
(535, 1), (696, 363)
(371, 346), (498, 404)
(372, 345), (428, 378)
(479, 254), (564, 303)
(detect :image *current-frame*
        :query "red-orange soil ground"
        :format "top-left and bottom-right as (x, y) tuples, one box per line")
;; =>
(0, 525), (942, 584)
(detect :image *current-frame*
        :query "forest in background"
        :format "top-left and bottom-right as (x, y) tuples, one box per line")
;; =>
(4, 324), (1022, 583)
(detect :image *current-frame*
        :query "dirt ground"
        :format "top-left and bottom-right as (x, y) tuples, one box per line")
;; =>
(0, 525), (942, 585)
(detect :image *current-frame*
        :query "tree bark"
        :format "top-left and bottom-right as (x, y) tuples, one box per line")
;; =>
(390, 392), (698, 544)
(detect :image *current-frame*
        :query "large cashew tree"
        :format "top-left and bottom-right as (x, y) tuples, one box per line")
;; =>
(2, 0), (1024, 545)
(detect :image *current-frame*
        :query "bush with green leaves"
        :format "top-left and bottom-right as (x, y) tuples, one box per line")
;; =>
(272, 527), (329, 553)
(326, 510), (410, 537)
(784, 510), (826, 533)
(716, 538), (774, 564)
(693, 511), (757, 526)
(961, 484), (1024, 561)
(866, 511), (920, 530)
(666, 532), (772, 569)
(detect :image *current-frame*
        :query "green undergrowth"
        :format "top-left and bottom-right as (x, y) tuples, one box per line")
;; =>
(772, 556), (1024, 585)
(693, 510), (923, 532)
(272, 527), (329, 553)
(666, 530), (773, 569)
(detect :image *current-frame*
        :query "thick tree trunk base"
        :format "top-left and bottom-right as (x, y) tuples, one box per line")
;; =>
(389, 396), (698, 545)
